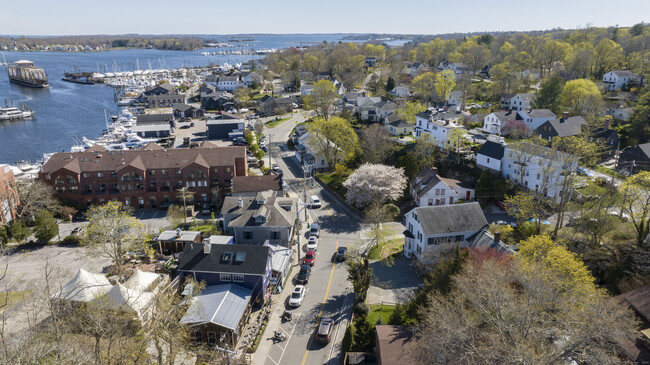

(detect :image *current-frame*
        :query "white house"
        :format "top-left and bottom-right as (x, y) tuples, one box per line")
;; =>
(501, 142), (578, 201)
(447, 90), (463, 107)
(242, 72), (263, 87)
(384, 114), (413, 136)
(300, 83), (314, 96)
(413, 109), (463, 150)
(603, 70), (639, 91)
(515, 109), (556, 133)
(482, 111), (514, 135)
(476, 140), (506, 172)
(213, 76), (245, 91)
(389, 86), (410, 97)
(403, 203), (491, 261)
(369, 100), (398, 122)
(609, 106), (634, 121)
(410, 167), (475, 206)
(298, 131), (333, 171)
(509, 93), (535, 111)
(405, 62), (430, 77)
(357, 96), (382, 119)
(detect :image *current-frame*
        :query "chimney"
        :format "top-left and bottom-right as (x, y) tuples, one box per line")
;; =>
(238, 197), (243, 208)
(562, 112), (569, 120)
(490, 108), (494, 113)
(361, 91), (366, 97)
(494, 232), (501, 243)
(203, 239), (211, 254)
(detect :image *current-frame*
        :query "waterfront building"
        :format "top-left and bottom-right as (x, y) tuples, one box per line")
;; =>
(38, 144), (247, 209)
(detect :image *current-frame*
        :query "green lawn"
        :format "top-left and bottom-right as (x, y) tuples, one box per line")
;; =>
(265, 117), (290, 128)
(577, 179), (608, 196)
(367, 304), (396, 325)
(368, 238), (404, 260)
(0, 290), (31, 313)
(315, 170), (351, 198)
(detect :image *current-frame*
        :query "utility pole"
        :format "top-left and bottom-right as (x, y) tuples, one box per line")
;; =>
(295, 202), (302, 263)
(181, 187), (188, 224)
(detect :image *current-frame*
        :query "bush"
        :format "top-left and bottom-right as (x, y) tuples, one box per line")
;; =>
(341, 322), (356, 354)
(354, 302), (370, 318)
(61, 235), (81, 245)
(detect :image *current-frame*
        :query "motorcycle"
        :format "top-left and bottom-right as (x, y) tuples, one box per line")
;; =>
(282, 310), (293, 322)
(273, 329), (287, 342)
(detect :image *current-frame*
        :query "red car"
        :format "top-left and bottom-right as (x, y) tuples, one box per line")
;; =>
(495, 201), (506, 211)
(304, 249), (316, 266)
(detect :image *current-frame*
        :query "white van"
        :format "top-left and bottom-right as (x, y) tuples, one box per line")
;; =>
(310, 195), (321, 208)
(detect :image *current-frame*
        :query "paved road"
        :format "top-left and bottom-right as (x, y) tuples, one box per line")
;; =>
(256, 112), (362, 365)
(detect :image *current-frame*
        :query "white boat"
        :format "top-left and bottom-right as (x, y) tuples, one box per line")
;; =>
(0, 107), (33, 120)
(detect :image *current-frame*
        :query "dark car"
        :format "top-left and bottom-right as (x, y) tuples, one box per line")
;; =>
(316, 317), (334, 344)
(296, 264), (311, 284)
(336, 247), (348, 261)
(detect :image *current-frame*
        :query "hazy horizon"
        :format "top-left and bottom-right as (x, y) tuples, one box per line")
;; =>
(2, 0), (649, 36)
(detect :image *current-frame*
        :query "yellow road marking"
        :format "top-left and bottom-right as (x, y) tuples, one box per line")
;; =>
(300, 240), (338, 365)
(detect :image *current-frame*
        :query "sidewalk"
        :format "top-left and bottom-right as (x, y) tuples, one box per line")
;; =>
(249, 236), (302, 365)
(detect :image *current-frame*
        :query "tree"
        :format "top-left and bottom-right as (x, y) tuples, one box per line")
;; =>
(304, 79), (338, 120)
(629, 86), (650, 143)
(8, 220), (30, 243)
(475, 170), (506, 201)
(83, 202), (145, 280)
(306, 116), (359, 169)
(385, 76), (396, 92)
(413, 133), (438, 170)
(363, 201), (399, 260)
(233, 87), (252, 107)
(0, 226), (8, 247)
(593, 38), (623, 79)
(347, 257), (372, 302)
(551, 135), (602, 167)
(414, 250), (637, 364)
(397, 101), (427, 124)
(504, 191), (548, 235)
(461, 43), (491, 75)
(343, 163), (407, 208)
(574, 188), (618, 248)
(361, 124), (393, 164)
(15, 179), (60, 222)
(500, 119), (529, 139)
(532, 74), (565, 114)
(34, 210), (58, 243)
(559, 79), (603, 118)
(412, 72), (436, 102)
(434, 70), (456, 102)
(166, 205), (185, 228)
(619, 171), (650, 247)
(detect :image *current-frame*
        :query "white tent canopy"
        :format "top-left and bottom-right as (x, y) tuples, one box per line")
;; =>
(104, 282), (154, 320)
(54, 268), (111, 302)
(124, 269), (161, 292)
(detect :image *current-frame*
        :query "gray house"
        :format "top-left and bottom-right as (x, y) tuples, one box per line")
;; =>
(221, 191), (296, 246)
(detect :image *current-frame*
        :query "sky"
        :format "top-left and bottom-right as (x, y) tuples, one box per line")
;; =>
(2, 0), (649, 36)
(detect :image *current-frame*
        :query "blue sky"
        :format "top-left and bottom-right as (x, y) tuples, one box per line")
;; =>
(2, 0), (649, 36)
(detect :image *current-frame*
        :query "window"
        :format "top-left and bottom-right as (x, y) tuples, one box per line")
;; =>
(207, 332), (216, 345)
(486, 158), (490, 163)
(271, 231), (280, 240)
(186, 181), (196, 187)
(122, 184), (131, 191)
(98, 184), (106, 192)
(194, 331), (202, 342)
(219, 273), (232, 281)
(121, 173), (130, 181)
(135, 184), (143, 190)
(408, 223), (413, 232)
(197, 170), (205, 178)
(82, 173), (90, 179)
(161, 169), (168, 175)
(125, 198), (131, 205)
(201, 194), (207, 201)
(175, 169), (182, 175)
(110, 171), (117, 178)
(233, 274), (244, 283)
(148, 170), (155, 176)
(417, 232), (422, 242)
(428, 198), (433, 206)
(187, 170), (195, 179)
(244, 231), (252, 240)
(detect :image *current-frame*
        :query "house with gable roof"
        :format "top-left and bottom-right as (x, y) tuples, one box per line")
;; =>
(603, 70), (640, 91)
(533, 113), (587, 141)
(509, 93), (535, 111)
(410, 167), (475, 206)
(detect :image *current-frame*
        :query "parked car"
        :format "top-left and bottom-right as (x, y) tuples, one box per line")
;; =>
(307, 236), (318, 250)
(336, 247), (348, 261)
(309, 195), (321, 208)
(201, 204), (212, 215)
(495, 201), (506, 211)
(71, 227), (83, 235)
(495, 220), (508, 225)
(304, 249), (316, 266)
(296, 264), (311, 284)
(271, 163), (280, 172)
(310, 223), (320, 237)
(577, 166), (594, 177)
(316, 317), (334, 344)
(288, 285), (306, 307)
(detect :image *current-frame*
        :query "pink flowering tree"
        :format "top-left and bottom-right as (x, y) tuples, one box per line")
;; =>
(501, 119), (530, 139)
(343, 163), (407, 208)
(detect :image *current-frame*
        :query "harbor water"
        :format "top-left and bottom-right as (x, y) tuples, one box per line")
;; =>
(0, 34), (352, 164)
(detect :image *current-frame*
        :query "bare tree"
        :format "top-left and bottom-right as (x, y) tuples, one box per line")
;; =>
(15, 179), (60, 221)
(361, 124), (394, 164)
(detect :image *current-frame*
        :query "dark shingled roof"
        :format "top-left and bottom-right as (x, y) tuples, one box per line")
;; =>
(615, 285), (650, 363)
(178, 243), (270, 275)
(232, 175), (282, 193)
(534, 116), (587, 138)
(136, 114), (174, 125)
(413, 202), (487, 236)
(478, 140), (505, 160)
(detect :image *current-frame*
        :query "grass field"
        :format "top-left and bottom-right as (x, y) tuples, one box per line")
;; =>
(368, 238), (404, 260)
(265, 117), (290, 128)
(0, 290), (31, 313)
(367, 304), (396, 325)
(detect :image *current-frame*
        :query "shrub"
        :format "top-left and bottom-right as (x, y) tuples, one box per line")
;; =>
(354, 302), (370, 318)
(341, 322), (356, 354)
(61, 235), (81, 246)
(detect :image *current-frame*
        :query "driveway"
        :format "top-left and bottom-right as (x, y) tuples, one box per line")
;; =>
(366, 255), (422, 305)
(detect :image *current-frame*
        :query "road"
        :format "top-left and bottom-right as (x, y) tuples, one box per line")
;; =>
(258, 111), (363, 365)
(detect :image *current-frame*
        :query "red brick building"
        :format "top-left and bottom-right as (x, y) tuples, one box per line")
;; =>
(38, 143), (247, 209)
(0, 165), (20, 225)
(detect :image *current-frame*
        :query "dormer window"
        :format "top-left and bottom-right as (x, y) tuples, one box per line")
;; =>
(255, 215), (267, 223)
(221, 252), (233, 263)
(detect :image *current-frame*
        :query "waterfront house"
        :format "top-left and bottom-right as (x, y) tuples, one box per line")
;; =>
(178, 241), (272, 305)
(144, 93), (185, 108)
(135, 114), (175, 129)
(143, 82), (175, 96)
(38, 144), (247, 209)
(132, 123), (171, 139)
(221, 191), (296, 247)
(173, 104), (204, 119)
(0, 165), (19, 226)
(603, 70), (640, 91)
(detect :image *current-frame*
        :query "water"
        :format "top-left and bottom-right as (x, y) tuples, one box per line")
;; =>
(0, 34), (354, 164)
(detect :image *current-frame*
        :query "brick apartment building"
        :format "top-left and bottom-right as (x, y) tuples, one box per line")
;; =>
(0, 165), (20, 225)
(38, 143), (247, 209)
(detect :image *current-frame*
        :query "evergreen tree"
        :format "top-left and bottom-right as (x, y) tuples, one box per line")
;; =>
(532, 74), (565, 114)
(385, 76), (396, 92)
(34, 210), (59, 243)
